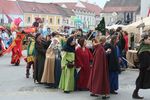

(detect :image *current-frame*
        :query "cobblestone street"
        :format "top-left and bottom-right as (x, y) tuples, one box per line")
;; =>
(0, 52), (150, 100)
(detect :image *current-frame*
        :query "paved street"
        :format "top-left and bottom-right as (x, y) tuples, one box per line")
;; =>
(0, 51), (150, 100)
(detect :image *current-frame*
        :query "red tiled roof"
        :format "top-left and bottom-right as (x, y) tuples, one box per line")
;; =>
(102, 6), (139, 13)
(57, 2), (102, 15)
(81, 2), (102, 16)
(17, 1), (74, 16)
(0, 0), (23, 14)
(18, 1), (61, 15)
(57, 2), (90, 12)
(102, 0), (140, 13)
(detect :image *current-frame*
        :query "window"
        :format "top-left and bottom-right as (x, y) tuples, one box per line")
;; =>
(66, 20), (69, 24)
(27, 17), (31, 23)
(50, 18), (53, 24)
(57, 19), (60, 24)
(42, 18), (45, 23)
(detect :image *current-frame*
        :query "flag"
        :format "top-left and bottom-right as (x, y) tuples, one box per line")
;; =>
(147, 8), (150, 17)
(95, 17), (106, 35)
(10, 17), (22, 32)
(2, 10), (13, 23)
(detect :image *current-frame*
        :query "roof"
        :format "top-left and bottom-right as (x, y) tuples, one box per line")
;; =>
(102, 6), (139, 13)
(0, 0), (22, 14)
(58, 2), (90, 12)
(81, 2), (102, 15)
(18, 1), (60, 15)
(54, 4), (75, 17)
(57, 2), (102, 16)
(103, 0), (141, 13)
(17, 1), (74, 16)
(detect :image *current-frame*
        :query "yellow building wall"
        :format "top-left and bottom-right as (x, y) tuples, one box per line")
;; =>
(24, 13), (63, 31)
(24, 13), (33, 26)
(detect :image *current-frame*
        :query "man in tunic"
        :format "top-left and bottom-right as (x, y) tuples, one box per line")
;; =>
(26, 36), (35, 78)
(34, 33), (50, 83)
(132, 34), (150, 99)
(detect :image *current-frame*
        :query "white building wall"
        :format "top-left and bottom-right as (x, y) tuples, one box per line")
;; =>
(74, 10), (96, 29)
(141, 0), (150, 17)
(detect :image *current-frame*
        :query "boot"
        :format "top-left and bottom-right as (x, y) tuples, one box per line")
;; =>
(132, 89), (144, 99)
(26, 69), (30, 78)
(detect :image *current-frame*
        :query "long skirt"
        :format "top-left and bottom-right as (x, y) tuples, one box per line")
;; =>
(59, 67), (75, 91)
(41, 48), (55, 83)
(136, 68), (150, 89)
(136, 52), (150, 89)
(34, 55), (45, 83)
(109, 71), (119, 91)
(53, 49), (61, 87)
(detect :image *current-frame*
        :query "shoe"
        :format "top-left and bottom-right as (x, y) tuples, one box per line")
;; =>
(26, 74), (29, 78)
(132, 90), (144, 99)
(102, 95), (110, 99)
(26, 70), (30, 78)
(64, 91), (70, 94)
(90, 93), (98, 97)
(110, 91), (118, 94)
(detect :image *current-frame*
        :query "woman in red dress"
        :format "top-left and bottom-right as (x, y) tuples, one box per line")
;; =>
(75, 37), (93, 91)
(88, 36), (110, 99)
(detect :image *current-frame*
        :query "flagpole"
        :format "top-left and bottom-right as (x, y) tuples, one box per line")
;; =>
(2, 9), (4, 25)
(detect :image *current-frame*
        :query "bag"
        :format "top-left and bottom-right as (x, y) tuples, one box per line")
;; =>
(66, 60), (74, 68)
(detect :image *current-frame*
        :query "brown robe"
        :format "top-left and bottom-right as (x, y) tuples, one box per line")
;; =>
(88, 44), (110, 95)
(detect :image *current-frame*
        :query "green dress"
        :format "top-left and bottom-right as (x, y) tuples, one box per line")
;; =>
(59, 51), (75, 92)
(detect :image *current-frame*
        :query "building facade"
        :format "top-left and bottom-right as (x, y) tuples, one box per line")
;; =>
(0, 0), (23, 26)
(0, 0), (75, 31)
(18, 1), (74, 31)
(58, 1), (102, 29)
(102, 0), (141, 26)
(140, 0), (150, 17)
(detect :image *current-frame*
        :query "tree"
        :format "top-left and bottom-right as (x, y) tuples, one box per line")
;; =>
(95, 17), (106, 35)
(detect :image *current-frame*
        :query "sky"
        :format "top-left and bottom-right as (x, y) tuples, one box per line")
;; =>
(20, 0), (107, 8)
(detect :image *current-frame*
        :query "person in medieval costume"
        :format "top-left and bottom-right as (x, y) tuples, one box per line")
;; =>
(105, 35), (120, 95)
(11, 33), (24, 66)
(88, 36), (110, 99)
(75, 37), (93, 91)
(59, 37), (76, 93)
(34, 33), (50, 83)
(0, 37), (5, 56)
(1, 30), (9, 49)
(32, 17), (41, 28)
(41, 37), (61, 88)
(132, 34), (150, 99)
(26, 36), (35, 78)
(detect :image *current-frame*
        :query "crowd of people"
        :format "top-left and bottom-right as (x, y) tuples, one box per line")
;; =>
(0, 17), (150, 99)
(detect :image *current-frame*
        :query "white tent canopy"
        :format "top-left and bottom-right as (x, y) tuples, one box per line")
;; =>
(106, 24), (126, 30)
(123, 17), (150, 33)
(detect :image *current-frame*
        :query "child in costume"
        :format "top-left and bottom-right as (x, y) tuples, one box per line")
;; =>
(26, 37), (35, 78)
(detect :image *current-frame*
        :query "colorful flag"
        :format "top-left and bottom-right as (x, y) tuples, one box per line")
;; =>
(147, 8), (150, 17)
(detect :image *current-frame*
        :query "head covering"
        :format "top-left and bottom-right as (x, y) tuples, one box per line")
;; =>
(63, 37), (75, 52)
(35, 17), (40, 21)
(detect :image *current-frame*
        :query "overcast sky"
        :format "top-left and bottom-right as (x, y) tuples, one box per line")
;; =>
(20, 0), (107, 8)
